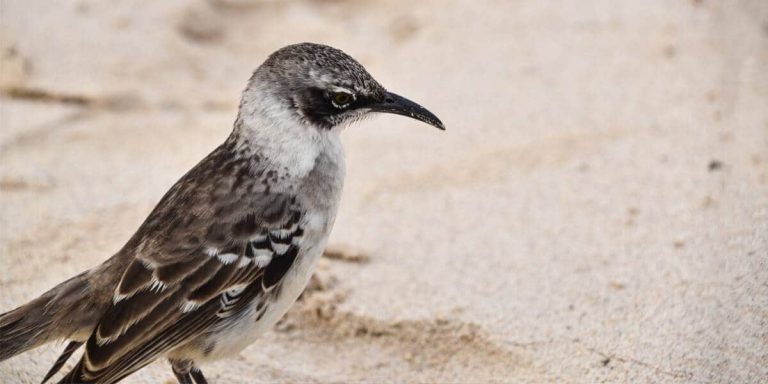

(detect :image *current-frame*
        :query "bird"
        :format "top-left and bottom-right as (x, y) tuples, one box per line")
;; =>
(0, 42), (444, 384)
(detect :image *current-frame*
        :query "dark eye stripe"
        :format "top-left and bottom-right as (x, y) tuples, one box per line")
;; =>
(294, 87), (368, 129)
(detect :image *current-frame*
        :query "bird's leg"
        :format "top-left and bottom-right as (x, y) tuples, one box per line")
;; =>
(190, 366), (209, 384)
(169, 359), (193, 384)
(173, 371), (193, 384)
(170, 359), (208, 384)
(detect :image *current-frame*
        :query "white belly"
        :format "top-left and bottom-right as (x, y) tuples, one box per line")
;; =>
(178, 132), (345, 363)
(189, 211), (333, 362)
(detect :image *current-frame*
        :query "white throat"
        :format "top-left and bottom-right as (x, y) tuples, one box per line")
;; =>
(235, 89), (343, 180)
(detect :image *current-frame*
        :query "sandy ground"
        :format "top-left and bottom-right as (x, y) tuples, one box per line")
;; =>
(1, 0), (767, 383)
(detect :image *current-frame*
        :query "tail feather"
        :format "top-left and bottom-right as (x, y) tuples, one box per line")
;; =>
(0, 272), (91, 361)
(41, 341), (84, 384)
(0, 294), (56, 360)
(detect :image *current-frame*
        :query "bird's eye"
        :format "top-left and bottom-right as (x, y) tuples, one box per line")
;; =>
(332, 92), (353, 108)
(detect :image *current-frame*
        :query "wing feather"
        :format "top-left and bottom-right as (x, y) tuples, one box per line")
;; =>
(59, 183), (306, 383)
(96, 287), (177, 344)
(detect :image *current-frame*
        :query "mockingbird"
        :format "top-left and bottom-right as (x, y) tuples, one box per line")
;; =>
(0, 42), (444, 384)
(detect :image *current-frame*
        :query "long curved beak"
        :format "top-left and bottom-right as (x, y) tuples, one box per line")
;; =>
(368, 91), (445, 130)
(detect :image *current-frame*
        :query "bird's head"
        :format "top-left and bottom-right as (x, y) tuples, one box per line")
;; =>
(241, 43), (444, 132)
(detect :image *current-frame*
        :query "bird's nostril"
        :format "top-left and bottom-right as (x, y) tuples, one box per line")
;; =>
(385, 97), (394, 103)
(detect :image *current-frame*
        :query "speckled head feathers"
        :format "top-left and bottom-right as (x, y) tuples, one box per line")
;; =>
(241, 42), (444, 131)
(259, 43), (385, 98)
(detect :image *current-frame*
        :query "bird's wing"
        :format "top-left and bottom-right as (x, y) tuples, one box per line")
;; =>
(60, 152), (308, 384)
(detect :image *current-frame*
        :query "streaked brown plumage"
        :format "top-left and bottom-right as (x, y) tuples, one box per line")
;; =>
(0, 42), (444, 384)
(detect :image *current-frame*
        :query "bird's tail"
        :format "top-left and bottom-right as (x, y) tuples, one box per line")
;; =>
(0, 272), (90, 361)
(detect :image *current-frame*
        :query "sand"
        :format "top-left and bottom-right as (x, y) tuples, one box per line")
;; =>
(1, 0), (766, 382)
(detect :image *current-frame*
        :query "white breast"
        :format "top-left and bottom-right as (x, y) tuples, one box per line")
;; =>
(188, 134), (345, 362)
(197, 219), (331, 361)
